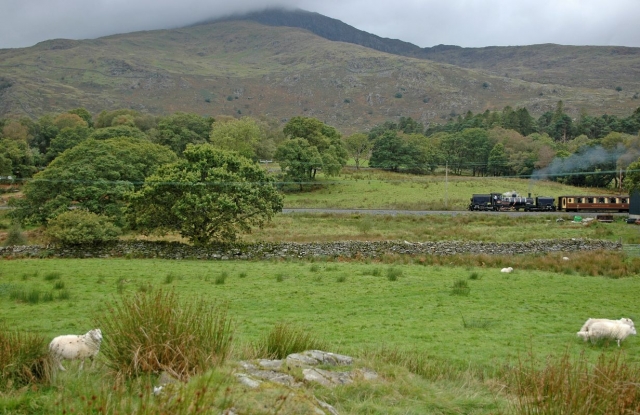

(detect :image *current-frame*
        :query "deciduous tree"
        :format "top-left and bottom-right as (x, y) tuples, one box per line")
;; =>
(14, 137), (176, 226)
(127, 145), (283, 245)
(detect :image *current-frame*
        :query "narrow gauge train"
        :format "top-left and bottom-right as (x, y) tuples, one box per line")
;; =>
(469, 191), (630, 212)
(469, 192), (555, 211)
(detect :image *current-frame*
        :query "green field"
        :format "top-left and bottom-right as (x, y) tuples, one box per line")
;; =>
(281, 170), (617, 210)
(2, 259), (638, 367)
(1, 172), (639, 414)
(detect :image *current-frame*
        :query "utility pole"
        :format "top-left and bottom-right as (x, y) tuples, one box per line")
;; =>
(445, 161), (448, 209)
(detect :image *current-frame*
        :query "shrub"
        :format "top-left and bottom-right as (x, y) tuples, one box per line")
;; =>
(3, 222), (27, 246)
(0, 326), (51, 390)
(46, 210), (121, 245)
(95, 289), (233, 380)
(356, 217), (373, 234)
(253, 322), (326, 359)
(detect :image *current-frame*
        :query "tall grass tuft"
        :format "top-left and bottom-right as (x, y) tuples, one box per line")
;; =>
(43, 272), (61, 281)
(10, 288), (43, 304)
(510, 351), (640, 414)
(215, 271), (228, 285)
(451, 279), (470, 296)
(57, 289), (70, 300)
(53, 280), (65, 290)
(253, 322), (327, 359)
(386, 267), (403, 281)
(94, 289), (233, 381)
(163, 272), (176, 284)
(469, 271), (481, 280)
(0, 326), (51, 390)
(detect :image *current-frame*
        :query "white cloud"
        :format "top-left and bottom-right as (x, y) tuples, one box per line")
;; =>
(2, 0), (639, 49)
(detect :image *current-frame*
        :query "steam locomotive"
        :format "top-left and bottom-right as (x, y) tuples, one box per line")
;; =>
(469, 191), (630, 212)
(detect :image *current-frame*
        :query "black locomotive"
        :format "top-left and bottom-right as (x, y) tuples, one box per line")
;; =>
(469, 192), (556, 212)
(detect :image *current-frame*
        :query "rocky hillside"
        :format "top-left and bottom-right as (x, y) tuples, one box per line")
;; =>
(0, 9), (638, 133)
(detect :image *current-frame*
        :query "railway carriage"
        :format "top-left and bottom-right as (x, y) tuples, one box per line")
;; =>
(557, 195), (629, 212)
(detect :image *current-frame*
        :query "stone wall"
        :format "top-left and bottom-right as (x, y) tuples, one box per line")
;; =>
(0, 239), (621, 260)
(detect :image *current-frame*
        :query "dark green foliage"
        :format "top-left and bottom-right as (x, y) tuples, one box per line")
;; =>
(89, 125), (147, 141)
(369, 130), (422, 172)
(94, 289), (233, 380)
(128, 145), (283, 245)
(13, 137), (177, 227)
(148, 112), (214, 155)
(0, 137), (36, 178)
(276, 116), (348, 185)
(0, 326), (51, 390)
(253, 322), (326, 359)
(45, 125), (91, 163)
(46, 210), (121, 245)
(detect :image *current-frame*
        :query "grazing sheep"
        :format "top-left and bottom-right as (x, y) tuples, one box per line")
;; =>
(576, 321), (637, 346)
(49, 328), (103, 371)
(579, 317), (634, 333)
(500, 267), (513, 273)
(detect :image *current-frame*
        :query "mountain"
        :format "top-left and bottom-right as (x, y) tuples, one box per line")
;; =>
(0, 9), (638, 133)
(215, 9), (640, 93)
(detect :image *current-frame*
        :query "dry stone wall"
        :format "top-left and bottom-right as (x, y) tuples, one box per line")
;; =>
(0, 239), (621, 260)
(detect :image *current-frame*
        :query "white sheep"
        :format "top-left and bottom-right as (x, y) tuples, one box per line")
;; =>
(500, 267), (513, 273)
(49, 328), (103, 371)
(576, 320), (637, 347)
(579, 317), (634, 333)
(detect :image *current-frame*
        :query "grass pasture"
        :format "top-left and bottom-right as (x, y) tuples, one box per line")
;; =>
(2, 258), (638, 366)
(1, 258), (639, 413)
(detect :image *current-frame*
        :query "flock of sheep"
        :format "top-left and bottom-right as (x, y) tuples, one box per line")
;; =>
(46, 317), (636, 372)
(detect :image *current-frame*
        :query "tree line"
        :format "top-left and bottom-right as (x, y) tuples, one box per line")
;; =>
(1, 104), (639, 245)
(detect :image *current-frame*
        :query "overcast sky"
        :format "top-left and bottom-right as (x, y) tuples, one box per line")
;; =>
(3, 0), (640, 50)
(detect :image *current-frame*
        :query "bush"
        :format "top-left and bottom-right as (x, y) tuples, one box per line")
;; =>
(94, 289), (233, 381)
(46, 210), (121, 245)
(0, 326), (51, 390)
(3, 222), (27, 246)
(253, 322), (327, 359)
